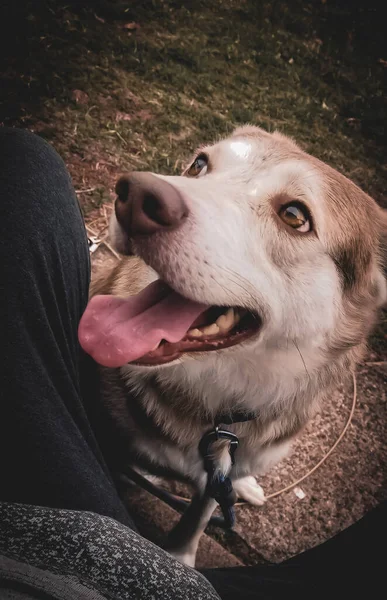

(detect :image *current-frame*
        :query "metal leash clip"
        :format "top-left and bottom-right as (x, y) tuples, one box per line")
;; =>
(87, 236), (100, 254)
(198, 426), (239, 528)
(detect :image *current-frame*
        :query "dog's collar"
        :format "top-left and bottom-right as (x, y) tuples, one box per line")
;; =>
(123, 374), (257, 528)
(214, 409), (257, 426)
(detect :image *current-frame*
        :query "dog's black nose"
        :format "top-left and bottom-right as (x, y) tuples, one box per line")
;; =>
(115, 172), (188, 236)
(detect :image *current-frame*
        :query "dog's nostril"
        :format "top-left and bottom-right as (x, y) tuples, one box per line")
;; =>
(142, 192), (168, 226)
(115, 172), (188, 236)
(115, 177), (130, 203)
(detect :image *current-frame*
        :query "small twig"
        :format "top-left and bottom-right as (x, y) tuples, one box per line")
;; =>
(88, 225), (122, 261)
(100, 238), (122, 260)
(86, 224), (98, 236)
(86, 224), (98, 237)
(115, 130), (128, 146)
(102, 204), (109, 228)
(364, 361), (387, 367)
(76, 187), (96, 194)
(128, 155), (150, 167)
(87, 218), (101, 229)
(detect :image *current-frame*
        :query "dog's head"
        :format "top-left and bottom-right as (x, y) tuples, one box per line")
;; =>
(80, 126), (386, 377)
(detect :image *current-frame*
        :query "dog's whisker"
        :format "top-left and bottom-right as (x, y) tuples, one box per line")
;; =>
(216, 265), (256, 305)
(293, 339), (311, 383)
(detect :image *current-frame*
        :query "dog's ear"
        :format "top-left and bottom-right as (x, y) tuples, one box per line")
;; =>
(374, 269), (387, 308)
(375, 207), (387, 307)
(379, 207), (387, 230)
(378, 206), (387, 257)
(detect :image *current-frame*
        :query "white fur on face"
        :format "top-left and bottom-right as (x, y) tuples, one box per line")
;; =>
(111, 136), (342, 385)
(228, 140), (253, 160)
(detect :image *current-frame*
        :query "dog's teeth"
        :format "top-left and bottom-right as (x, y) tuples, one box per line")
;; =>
(189, 309), (242, 339)
(188, 328), (203, 337)
(216, 308), (235, 331)
(201, 323), (220, 336)
(150, 342), (160, 351)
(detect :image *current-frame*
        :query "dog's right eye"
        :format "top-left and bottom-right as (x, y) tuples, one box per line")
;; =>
(278, 202), (312, 233)
(186, 154), (208, 177)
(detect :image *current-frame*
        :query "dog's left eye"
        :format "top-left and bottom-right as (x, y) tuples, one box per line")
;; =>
(187, 154), (208, 177)
(278, 203), (311, 233)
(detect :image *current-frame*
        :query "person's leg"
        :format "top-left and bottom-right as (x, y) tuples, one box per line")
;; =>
(0, 502), (220, 600)
(0, 127), (131, 526)
(0, 127), (221, 600)
(202, 500), (387, 599)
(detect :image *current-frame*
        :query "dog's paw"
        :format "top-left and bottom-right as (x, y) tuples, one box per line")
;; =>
(233, 476), (266, 506)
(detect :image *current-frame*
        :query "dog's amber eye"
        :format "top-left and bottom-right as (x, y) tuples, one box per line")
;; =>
(278, 203), (311, 233)
(186, 154), (208, 177)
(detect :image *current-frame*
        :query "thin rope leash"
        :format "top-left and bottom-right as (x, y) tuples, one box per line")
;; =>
(263, 371), (357, 500)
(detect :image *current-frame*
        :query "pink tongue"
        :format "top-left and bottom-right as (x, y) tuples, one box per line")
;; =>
(78, 280), (207, 367)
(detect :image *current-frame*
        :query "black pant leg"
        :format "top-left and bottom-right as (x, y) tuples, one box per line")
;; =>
(202, 501), (387, 599)
(0, 127), (133, 528)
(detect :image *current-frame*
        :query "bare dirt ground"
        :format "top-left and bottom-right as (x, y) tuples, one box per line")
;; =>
(1, 0), (386, 568)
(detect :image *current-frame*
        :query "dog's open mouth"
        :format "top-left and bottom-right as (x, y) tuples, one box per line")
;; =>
(135, 304), (260, 366)
(78, 280), (260, 368)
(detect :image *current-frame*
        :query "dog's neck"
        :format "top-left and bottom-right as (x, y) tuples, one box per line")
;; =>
(121, 339), (354, 425)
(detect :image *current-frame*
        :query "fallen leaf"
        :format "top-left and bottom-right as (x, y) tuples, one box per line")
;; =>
(346, 117), (361, 126)
(123, 22), (140, 30)
(134, 109), (152, 121)
(71, 89), (89, 105)
(98, 95), (112, 106)
(115, 111), (132, 122)
(124, 90), (142, 105)
(294, 486), (306, 500)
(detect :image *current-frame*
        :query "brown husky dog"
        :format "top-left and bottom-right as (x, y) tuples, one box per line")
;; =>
(79, 126), (386, 567)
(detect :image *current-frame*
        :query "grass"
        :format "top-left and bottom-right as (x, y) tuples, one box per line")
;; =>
(1, 0), (386, 213)
(1, 0), (386, 349)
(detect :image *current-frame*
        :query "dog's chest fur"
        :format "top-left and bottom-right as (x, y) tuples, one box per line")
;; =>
(98, 346), (354, 490)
